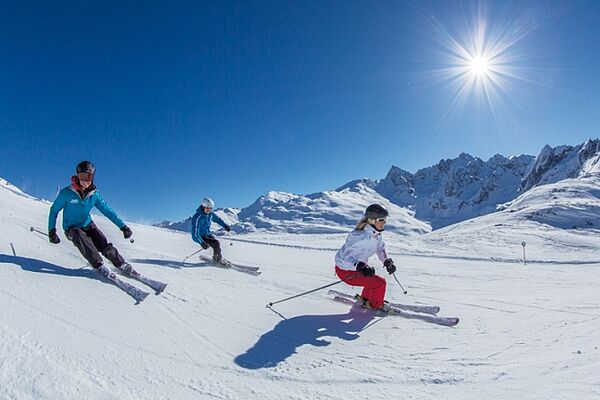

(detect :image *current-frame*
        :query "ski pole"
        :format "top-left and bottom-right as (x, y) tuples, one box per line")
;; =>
(32, 225), (134, 243)
(266, 280), (344, 308)
(30, 226), (48, 236)
(182, 249), (203, 263)
(266, 273), (360, 308)
(392, 273), (408, 294)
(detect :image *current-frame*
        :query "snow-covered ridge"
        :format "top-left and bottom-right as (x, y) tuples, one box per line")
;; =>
(500, 176), (600, 229)
(376, 153), (535, 228)
(155, 139), (600, 234)
(0, 177), (43, 201)
(520, 139), (600, 191)
(234, 182), (431, 235)
(154, 208), (240, 233)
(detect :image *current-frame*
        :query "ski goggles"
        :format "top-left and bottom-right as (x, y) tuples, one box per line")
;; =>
(375, 217), (387, 223)
(77, 172), (94, 182)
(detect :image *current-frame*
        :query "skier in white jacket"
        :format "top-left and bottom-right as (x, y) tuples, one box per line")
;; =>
(335, 204), (397, 311)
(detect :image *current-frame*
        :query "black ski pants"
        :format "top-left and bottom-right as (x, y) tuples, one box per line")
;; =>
(66, 222), (125, 269)
(202, 235), (222, 259)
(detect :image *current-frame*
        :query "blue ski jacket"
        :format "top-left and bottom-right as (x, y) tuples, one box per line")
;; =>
(48, 185), (125, 232)
(191, 207), (227, 244)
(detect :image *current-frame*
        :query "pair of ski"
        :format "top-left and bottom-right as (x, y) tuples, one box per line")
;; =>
(191, 255), (261, 276)
(104, 266), (167, 304)
(329, 289), (459, 327)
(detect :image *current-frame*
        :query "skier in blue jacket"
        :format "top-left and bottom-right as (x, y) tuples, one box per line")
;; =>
(48, 161), (134, 278)
(191, 197), (231, 262)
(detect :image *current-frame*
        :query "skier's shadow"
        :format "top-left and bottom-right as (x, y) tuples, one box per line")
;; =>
(130, 258), (188, 269)
(130, 258), (215, 269)
(0, 253), (95, 278)
(235, 309), (376, 369)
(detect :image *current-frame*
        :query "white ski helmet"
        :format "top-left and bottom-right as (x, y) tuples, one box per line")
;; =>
(201, 197), (215, 209)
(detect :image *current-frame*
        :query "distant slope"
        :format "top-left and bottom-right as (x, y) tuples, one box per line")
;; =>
(155, 139), (600, 235)
(154, 208), (240, 233)
(375, 153), (535, 229)
(520, 139), (600, 191)
(235, 181), (431, 235)
(404, 175), (600, 262)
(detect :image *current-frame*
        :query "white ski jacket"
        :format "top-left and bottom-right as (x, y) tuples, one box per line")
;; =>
(335, 225), (389, 271)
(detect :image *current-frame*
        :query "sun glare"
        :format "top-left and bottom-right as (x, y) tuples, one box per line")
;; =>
(423, 5), (538, 124)
(469, 55), (490, 77)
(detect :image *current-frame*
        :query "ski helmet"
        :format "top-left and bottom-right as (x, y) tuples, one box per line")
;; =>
(201, 197), (215, 209)
(76, 161), (95, 175)
(364, 204), (388, 220)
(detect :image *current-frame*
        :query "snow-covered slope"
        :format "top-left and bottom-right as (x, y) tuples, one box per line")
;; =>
(158, 180), (430, 236)
(156, 140), (600, 234)
(235, 181), (431, 235)
(154, 208), (240, 233)
(400, 175), (600, 263)
(376, 153), (535, 229)
(520, 139), (600, 191)
(2, 178), (600, 400)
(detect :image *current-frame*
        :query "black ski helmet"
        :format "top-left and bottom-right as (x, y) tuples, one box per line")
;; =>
(76, 161), (95, 175)
(364, 204), (389, 220)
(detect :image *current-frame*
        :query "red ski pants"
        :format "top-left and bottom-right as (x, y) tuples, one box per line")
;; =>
(335, 266), (387, 309)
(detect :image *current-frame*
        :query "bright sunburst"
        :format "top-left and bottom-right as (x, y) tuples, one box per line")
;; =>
(424, 4), (539, 123)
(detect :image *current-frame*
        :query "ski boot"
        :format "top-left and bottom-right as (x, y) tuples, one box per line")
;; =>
(118, 262), (139, 278)
(354, 294), (391, 313)
(96, 264), (111, 278)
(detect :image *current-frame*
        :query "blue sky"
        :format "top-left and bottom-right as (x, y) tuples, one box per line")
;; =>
(1, 0), (599, 223)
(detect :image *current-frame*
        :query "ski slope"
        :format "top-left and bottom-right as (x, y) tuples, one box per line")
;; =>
(1, 180), (600, 399)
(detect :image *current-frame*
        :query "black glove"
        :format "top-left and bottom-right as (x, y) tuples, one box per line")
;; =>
(201, 242), (210, 250)
(384, 258), (396, 274)
(120, 225), (133, 239)
(224, 224), (231, 232)
(48, 228), (60, 244)
(355, 261), (375, 277)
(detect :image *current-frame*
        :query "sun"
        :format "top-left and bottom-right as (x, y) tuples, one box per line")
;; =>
(469, 55), (490, 77)
(422, 4), (539, 123)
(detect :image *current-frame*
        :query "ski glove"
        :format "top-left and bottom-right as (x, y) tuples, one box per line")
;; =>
(355, 261), (375, 277)
(201, 242), (210, 250)
(120, 225), (133, 239)
(384, 258), (396, 275)
(224, 224), (231, 232)
(48, 228), (60, 244)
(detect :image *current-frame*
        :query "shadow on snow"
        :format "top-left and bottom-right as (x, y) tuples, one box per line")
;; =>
(0, 253), (95, 278)
(235, 310), (376, 370)
(131, 258), (220, 270)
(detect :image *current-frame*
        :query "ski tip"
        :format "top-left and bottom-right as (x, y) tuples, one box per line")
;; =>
(135, 294), (150, 304)
(155, 284), (168, 295)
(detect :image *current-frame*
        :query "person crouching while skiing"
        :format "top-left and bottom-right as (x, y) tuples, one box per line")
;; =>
(191, 197), (231, 263)
(335, 204), (397, 311)
(47, 161), (134, 278)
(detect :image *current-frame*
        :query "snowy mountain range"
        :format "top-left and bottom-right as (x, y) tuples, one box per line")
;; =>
(157, 139), (600, 234)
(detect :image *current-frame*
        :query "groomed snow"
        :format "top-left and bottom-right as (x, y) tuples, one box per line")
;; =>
(1, 180), (599, 399)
